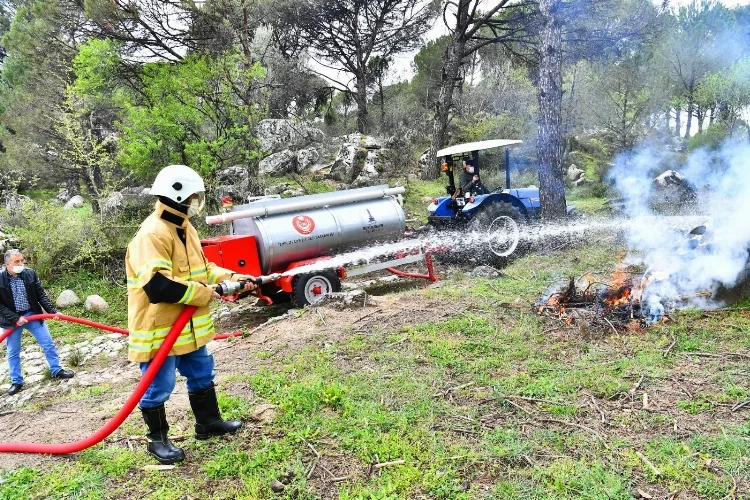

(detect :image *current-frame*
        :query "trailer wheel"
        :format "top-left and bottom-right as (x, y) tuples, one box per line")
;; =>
(469, 202), (526, 261)
(292, 271), (341, 307)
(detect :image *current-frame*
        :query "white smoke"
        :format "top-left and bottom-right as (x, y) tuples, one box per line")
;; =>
(607, 139), (750, 310)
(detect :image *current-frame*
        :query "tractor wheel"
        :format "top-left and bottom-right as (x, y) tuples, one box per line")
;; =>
(469, 202), (526, 264)
(292, 271), (341, 307)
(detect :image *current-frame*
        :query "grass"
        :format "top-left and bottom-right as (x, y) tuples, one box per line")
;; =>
(1, 196), (749, 498)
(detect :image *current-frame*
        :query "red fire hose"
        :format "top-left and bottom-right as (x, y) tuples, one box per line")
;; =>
(0, 306), (206, 454)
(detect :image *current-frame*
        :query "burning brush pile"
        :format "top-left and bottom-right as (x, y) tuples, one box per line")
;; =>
(537, 263), (712, 333)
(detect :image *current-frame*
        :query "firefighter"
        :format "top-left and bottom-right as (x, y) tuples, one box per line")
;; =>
(459, 158), (478, 196)
(126, 164), (256, 464)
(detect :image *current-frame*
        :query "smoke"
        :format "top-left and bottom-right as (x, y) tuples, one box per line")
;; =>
(606, 139), (750, 310)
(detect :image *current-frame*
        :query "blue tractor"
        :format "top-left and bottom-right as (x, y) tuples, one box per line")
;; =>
(427, 140), (540, 257)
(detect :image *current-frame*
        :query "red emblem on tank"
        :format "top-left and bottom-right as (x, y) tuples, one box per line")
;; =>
(292, 215), (315, 235)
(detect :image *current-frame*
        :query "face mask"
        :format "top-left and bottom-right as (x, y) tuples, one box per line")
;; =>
(187, 198), (203, 217)
(466, 166), (474, 173)
(11, 265), (24, 274)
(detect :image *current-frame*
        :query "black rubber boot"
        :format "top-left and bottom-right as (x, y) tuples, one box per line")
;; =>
(140, 405), (185, 464)
(188, 383), (242, 440)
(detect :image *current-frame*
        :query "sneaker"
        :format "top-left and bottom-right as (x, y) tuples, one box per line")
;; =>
(52, 369), (75, 379)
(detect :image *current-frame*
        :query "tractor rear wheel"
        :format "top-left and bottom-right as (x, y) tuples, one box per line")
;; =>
(292, 271), (341, 307)
(469, 202), (526, 264)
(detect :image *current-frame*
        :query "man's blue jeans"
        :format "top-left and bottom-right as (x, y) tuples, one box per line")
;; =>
(138, 345), (215, 409)
(5, 312), (64, 385)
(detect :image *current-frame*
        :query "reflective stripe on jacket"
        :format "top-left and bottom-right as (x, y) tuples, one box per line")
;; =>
(125, 201), (235, 362)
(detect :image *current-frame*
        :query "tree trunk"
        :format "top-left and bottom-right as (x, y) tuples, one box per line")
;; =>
(536, 0), (567, 220)
(684, 95), (693, 139)
(675, 104), (681, 137)
(427, 37), (466, 179)
(355, 71), (369, 134)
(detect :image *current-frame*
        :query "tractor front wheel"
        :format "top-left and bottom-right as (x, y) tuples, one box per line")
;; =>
(292, 271), (341, 307)
(469, 202), (526, 263)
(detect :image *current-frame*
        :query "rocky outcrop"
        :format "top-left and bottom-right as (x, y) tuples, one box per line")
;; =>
(259, 149), (298, 176)
(256, 119), (325, 153)
(64, 195), (85, 210)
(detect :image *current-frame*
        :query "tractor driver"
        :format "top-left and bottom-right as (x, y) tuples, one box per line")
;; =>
(126, 164), (257, 465)
(460, 158), (478, 196)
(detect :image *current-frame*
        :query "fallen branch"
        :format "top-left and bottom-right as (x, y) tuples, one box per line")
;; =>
(635, 450), (662, 477)
(731, 399), (750, 412)
(662, 334), (677, 358)
(686, 351), (750, 360)
(372, 459), (405, 470)
(353, 308), (382, 323)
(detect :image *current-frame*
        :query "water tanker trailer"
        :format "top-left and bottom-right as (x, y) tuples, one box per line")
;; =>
(202, 185), (437, 306)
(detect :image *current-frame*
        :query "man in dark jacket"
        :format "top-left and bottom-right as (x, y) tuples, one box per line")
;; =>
(0, 249), (74, 395)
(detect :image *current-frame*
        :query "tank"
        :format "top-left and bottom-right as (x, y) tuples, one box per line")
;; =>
(231, 196), (406, 274)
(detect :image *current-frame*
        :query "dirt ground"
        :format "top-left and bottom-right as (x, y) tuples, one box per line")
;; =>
(0, 275), (450, 471)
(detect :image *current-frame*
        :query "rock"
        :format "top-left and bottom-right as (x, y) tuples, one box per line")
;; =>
(352, 150), (383, 187)
(270, 480), (285, 493)
(418, 149), (432, 178)
(649, 170), (697, 214)
(56, 290), (81, 308)
(216, 165), (249, 184)
(64, 195), (85, 210)
(363, 135), (383, 149)
(4, 193), (35, 214)
(329, 140), (363, 183)
(55, 188), (72, 203)
(469, 266), (503, 278)
(101, 187), (153, 219)
(296, 148), (320, 171)
(313, 290), (377, 309)
(251, 403), (278, 423)
(84, 295), (110, 313)
(259, 149), (298, 176)
(567, 164), (585, 182)
(256, 119), (325, 153)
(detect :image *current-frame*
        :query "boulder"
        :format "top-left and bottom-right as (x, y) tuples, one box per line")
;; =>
(259, 149), (298, 176)
(256, 119), (325, 153)
(64, 195), (85, 210)
(100, 188), (153, 219)
(363, 135), (383, 149)
(352, 150), (383, 187)
(567, 164), (585, 182)
(84, 295), (109, 313)
(649, 169), (697, 214)
(296, 148), (320, 171)
(56, 290), (81, 308)
(329, 141), (363, 183)
(54, 188), (72, 203)
(216, 165), (249, 185)
(4, 193), (34, 214)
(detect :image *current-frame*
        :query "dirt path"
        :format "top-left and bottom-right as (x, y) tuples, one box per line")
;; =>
(0, 277), (448, 471)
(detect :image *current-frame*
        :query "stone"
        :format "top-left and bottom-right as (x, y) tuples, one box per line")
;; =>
(259, 149), (298, 176)
(363, 135), (383, 149)
(567, 164), (585, 182)
(56, 290), (81, 308)
(64, 195), (85, 210)
(469, 266), (503, 278)
(352, 150), (383, 187)
(296, 147), (320, 171)
(329, 141), (362, 183)
(100, 188), (153, 219)
(216, 165), (249, 184)
(84, 295), (110, 313)
(256, 119), (325, 153)
(649, 170), (697, 214)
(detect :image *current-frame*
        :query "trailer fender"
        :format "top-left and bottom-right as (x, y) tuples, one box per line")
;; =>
(464, 193), (529, 220)
(279, 257), (345, 293)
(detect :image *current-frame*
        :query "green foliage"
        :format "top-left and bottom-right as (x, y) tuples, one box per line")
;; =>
(70, 38), (123, 100)
(687, 123), (732, 152)
(2, 201), (118, 280)
(116, 51), (267, 180)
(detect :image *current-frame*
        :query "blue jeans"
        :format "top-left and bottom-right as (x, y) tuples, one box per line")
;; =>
(138, 345), (215, 409)
(5, 312), (64, 385)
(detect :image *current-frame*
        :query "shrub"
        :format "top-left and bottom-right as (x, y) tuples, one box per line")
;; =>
(1, 201), (117, 281)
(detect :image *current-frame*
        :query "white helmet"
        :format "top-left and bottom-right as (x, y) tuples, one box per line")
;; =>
(150, 164), (205, 204)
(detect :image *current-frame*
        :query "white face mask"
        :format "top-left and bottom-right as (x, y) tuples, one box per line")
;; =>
(11, 265), (24, 274)
(466, 166), (474, 173)
(186, 192), (206, 218)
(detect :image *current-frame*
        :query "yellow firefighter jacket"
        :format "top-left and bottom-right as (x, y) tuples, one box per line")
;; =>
(126, 200), (236, 362)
